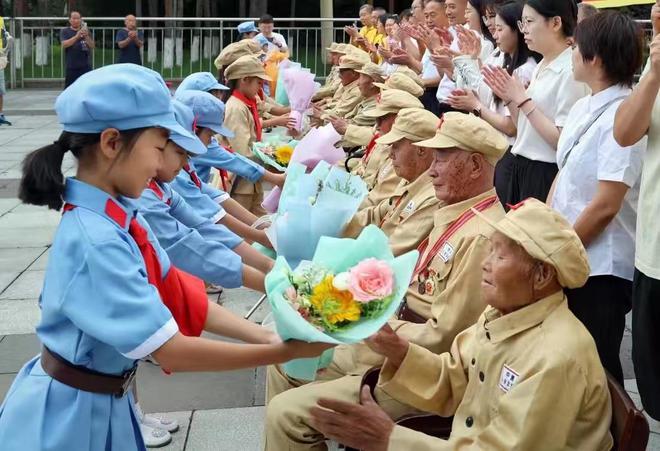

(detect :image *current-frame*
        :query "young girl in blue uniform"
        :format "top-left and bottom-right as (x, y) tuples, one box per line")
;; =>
(173, 90), (274, 248)
(0, 64), (330, 451)
(134, 100), (271, 291)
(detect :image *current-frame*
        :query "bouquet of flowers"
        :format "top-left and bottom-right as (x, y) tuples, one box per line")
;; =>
(252, 137), (299, 172)
(266, 225), (419, 380)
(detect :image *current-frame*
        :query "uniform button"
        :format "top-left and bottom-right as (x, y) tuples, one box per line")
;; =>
(465, 416), (474, 428)
(486, 331), (491, 340)
(471, 358), (476, 365)
(479, 371), (485, 382)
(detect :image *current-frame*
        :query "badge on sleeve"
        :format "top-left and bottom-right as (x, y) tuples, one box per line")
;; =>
(499, 364), (520, 393)
(439, 242), (454, 262)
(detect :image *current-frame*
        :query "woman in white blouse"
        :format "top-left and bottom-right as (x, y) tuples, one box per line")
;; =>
(548, 11), (645, 385)
(482, 0), (588, 205)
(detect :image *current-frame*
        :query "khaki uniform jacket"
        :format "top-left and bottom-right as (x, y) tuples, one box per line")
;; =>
(323, 79), (363, 120)
(344, 171), (439, 256)
(312, 66), (340, 102)
(380, 292), (613, 451)
(390, 189), (505, 354)
(331, 189), (504, 374)
(224, 95), (263, 196)
(343, 96), (379, 148)
(357, 150), (402, 210)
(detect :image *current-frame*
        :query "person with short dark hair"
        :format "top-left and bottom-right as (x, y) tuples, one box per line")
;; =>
(549, 10), (645, 385)
(116, 14), (143, 65)
(60, 10), (94, 88)
(256, 14), (287, 55)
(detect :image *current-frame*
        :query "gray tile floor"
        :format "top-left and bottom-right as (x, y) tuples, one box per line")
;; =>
(1, 89), (658, 450)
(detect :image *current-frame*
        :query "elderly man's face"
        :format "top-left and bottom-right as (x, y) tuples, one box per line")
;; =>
(424, 1), (449, 29)
(339, 68), (359, 86)
(481, 231), (540, 313)
(375, 113), (397, 135)
(428, 147), (473, 204)
(357, 73), (376, 97)
(125, 15), (137, 30)
(359, 9), (373, 27)
(69, 12), (82, 29)
(390, 138), (427, 181)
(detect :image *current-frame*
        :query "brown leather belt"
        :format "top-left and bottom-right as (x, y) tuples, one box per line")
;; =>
(40, 346), (137, 398)
(398, 300), (427, 324)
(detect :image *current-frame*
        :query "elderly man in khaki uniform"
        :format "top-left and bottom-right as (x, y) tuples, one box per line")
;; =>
(312, 42), (343, 103)
(264, 113), (508, 451)
(312, 199), (613, 451)
(355, 89), (423, 210)
(316, 53), (369, 121)
(328, 62), (384, 148)
(344, 108), (439, 257)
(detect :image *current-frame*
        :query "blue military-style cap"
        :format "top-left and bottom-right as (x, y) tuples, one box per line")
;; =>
(54, 64), (193, 140)
(174, 90), (235, 139)
(237, 21), (259, 34)
(174, 72), (229, 98)
(170, 100), (208, 155)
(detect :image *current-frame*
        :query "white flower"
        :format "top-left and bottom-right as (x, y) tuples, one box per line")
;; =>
(332, 272), (351, 291)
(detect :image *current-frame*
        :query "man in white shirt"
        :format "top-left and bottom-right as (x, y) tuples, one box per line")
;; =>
(255, 14), (288, 56)
(613, 1), (660, 420)
(550, 11), (645, 385)
(432, 0), (467, 113)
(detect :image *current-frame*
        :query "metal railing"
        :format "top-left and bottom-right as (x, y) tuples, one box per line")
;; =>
(2, 17), (654, 89)
(3, 17), (357, 88)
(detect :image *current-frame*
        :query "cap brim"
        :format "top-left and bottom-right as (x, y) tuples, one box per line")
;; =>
(256, 73), (272, 81)
(161, 118), (196, 143)
(209, 81), (229, 91)
(373, 82), (388, 90)
(202, 122), (235, 138)
(375, 129), (406, 145)
(363, 107), (392, 118)
(171, 132), (208, 156)
(414, 133), (464, 149)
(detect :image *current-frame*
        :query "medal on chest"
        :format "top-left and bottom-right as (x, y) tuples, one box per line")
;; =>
(417, 268), (436, 295)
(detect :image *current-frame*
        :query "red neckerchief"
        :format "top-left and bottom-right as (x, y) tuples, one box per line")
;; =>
(363, 133), (381, 164)
(183, 164), (202, 189)
(413, 195), (499, 279)
(148, 180), (171, 206)
(232, 90), (263, 141)
(63, 201), (208, 339)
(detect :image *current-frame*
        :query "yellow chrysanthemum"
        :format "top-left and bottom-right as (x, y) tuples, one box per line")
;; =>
(274, 144), (294, 165)
(310, 275), (361, 325)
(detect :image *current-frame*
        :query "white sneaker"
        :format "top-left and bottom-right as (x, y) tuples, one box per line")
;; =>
(142, 413), (180, 433)
(140, 423), (172, 448)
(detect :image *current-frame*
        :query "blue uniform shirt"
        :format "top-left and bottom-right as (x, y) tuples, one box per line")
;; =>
(170, 161), (227, 222)
(192, 137), (264, 184)
(131, 181), (244, 288)
(0, 178), (178, 451)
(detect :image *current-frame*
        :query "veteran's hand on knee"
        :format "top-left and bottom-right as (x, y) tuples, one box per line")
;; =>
(310, 386), (393, 451)
(364, 324), (409, 369)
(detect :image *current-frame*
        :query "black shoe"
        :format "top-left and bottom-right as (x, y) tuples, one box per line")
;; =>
(0, 115), (11, 126)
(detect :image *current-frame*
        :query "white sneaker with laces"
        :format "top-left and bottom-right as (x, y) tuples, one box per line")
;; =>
(140, 423), (172, 448)
(142, 413), (180, 433)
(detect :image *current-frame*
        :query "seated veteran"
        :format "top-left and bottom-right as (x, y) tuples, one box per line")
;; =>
(315, 53), (370, 122)
(328, 62), (385, 148)
(344, 108), (439, 257)
(315, 44), (371, 109)
(354, 90), (424, 210)
(311, 199), (613, 451)
(264, 113), (508, 451)
(312, 42), (343, 103)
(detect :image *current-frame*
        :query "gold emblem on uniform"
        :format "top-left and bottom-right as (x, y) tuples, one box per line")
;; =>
(417, 268), (436, 295)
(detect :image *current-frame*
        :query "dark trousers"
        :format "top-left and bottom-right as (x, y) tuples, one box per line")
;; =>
(494, 152), (557, 208)
(64, 66), (92, 89)
(632, 268), (660, 419)
(565, 275), (632, 385)
(421, 87), (441, 116)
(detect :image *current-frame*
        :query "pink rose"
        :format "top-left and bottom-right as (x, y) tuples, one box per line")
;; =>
(348, 258), (394, 303)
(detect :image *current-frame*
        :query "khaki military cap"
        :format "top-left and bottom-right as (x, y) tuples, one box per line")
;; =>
(472, 198), (590, 289)
(393, 65), (424, 88)
(338, 53), (370, 70)
(345, 45), (371, 61)
(224, 55), (272, 81)
(374, 73), (424, 98)
(325, 42), (340, 52)
(376, 108), (439, 145)
(215, 40), (263, 69)
(356, 62), (386, 83)
(363, 89), (424, 118)
(414, 112), (508, 165)
(334, 43), (351, 55)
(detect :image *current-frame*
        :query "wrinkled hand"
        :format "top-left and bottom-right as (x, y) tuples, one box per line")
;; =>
(447, 88), (480, 111)
(329, 116), (349, 135)
(456, 25), (481, 59)
(364, 324), (409, 368)
(310, 386), (394, 451)
(344, 25), (360, 38)
(481, 65), (527, 105)
(390, 47), (411, 65)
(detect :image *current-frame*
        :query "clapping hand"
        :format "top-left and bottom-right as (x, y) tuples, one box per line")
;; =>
(344, 25), (360, 39)
(447, 88), (480, 111)
(481, 65), (527, 105)
(456, 25), (481, 59)
(389, 47), (411, 65)
(329, 116), (348, 135)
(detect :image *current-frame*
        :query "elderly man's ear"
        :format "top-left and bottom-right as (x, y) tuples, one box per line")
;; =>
(533, 262), (558, 292)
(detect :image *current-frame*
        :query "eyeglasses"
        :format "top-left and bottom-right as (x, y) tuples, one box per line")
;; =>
(517, 18), (532, 32)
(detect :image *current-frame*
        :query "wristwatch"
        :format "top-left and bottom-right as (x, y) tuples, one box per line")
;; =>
(472, 105), (482, 117)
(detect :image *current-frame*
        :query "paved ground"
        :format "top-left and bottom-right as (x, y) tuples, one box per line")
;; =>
(1, 90), (658, 450)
